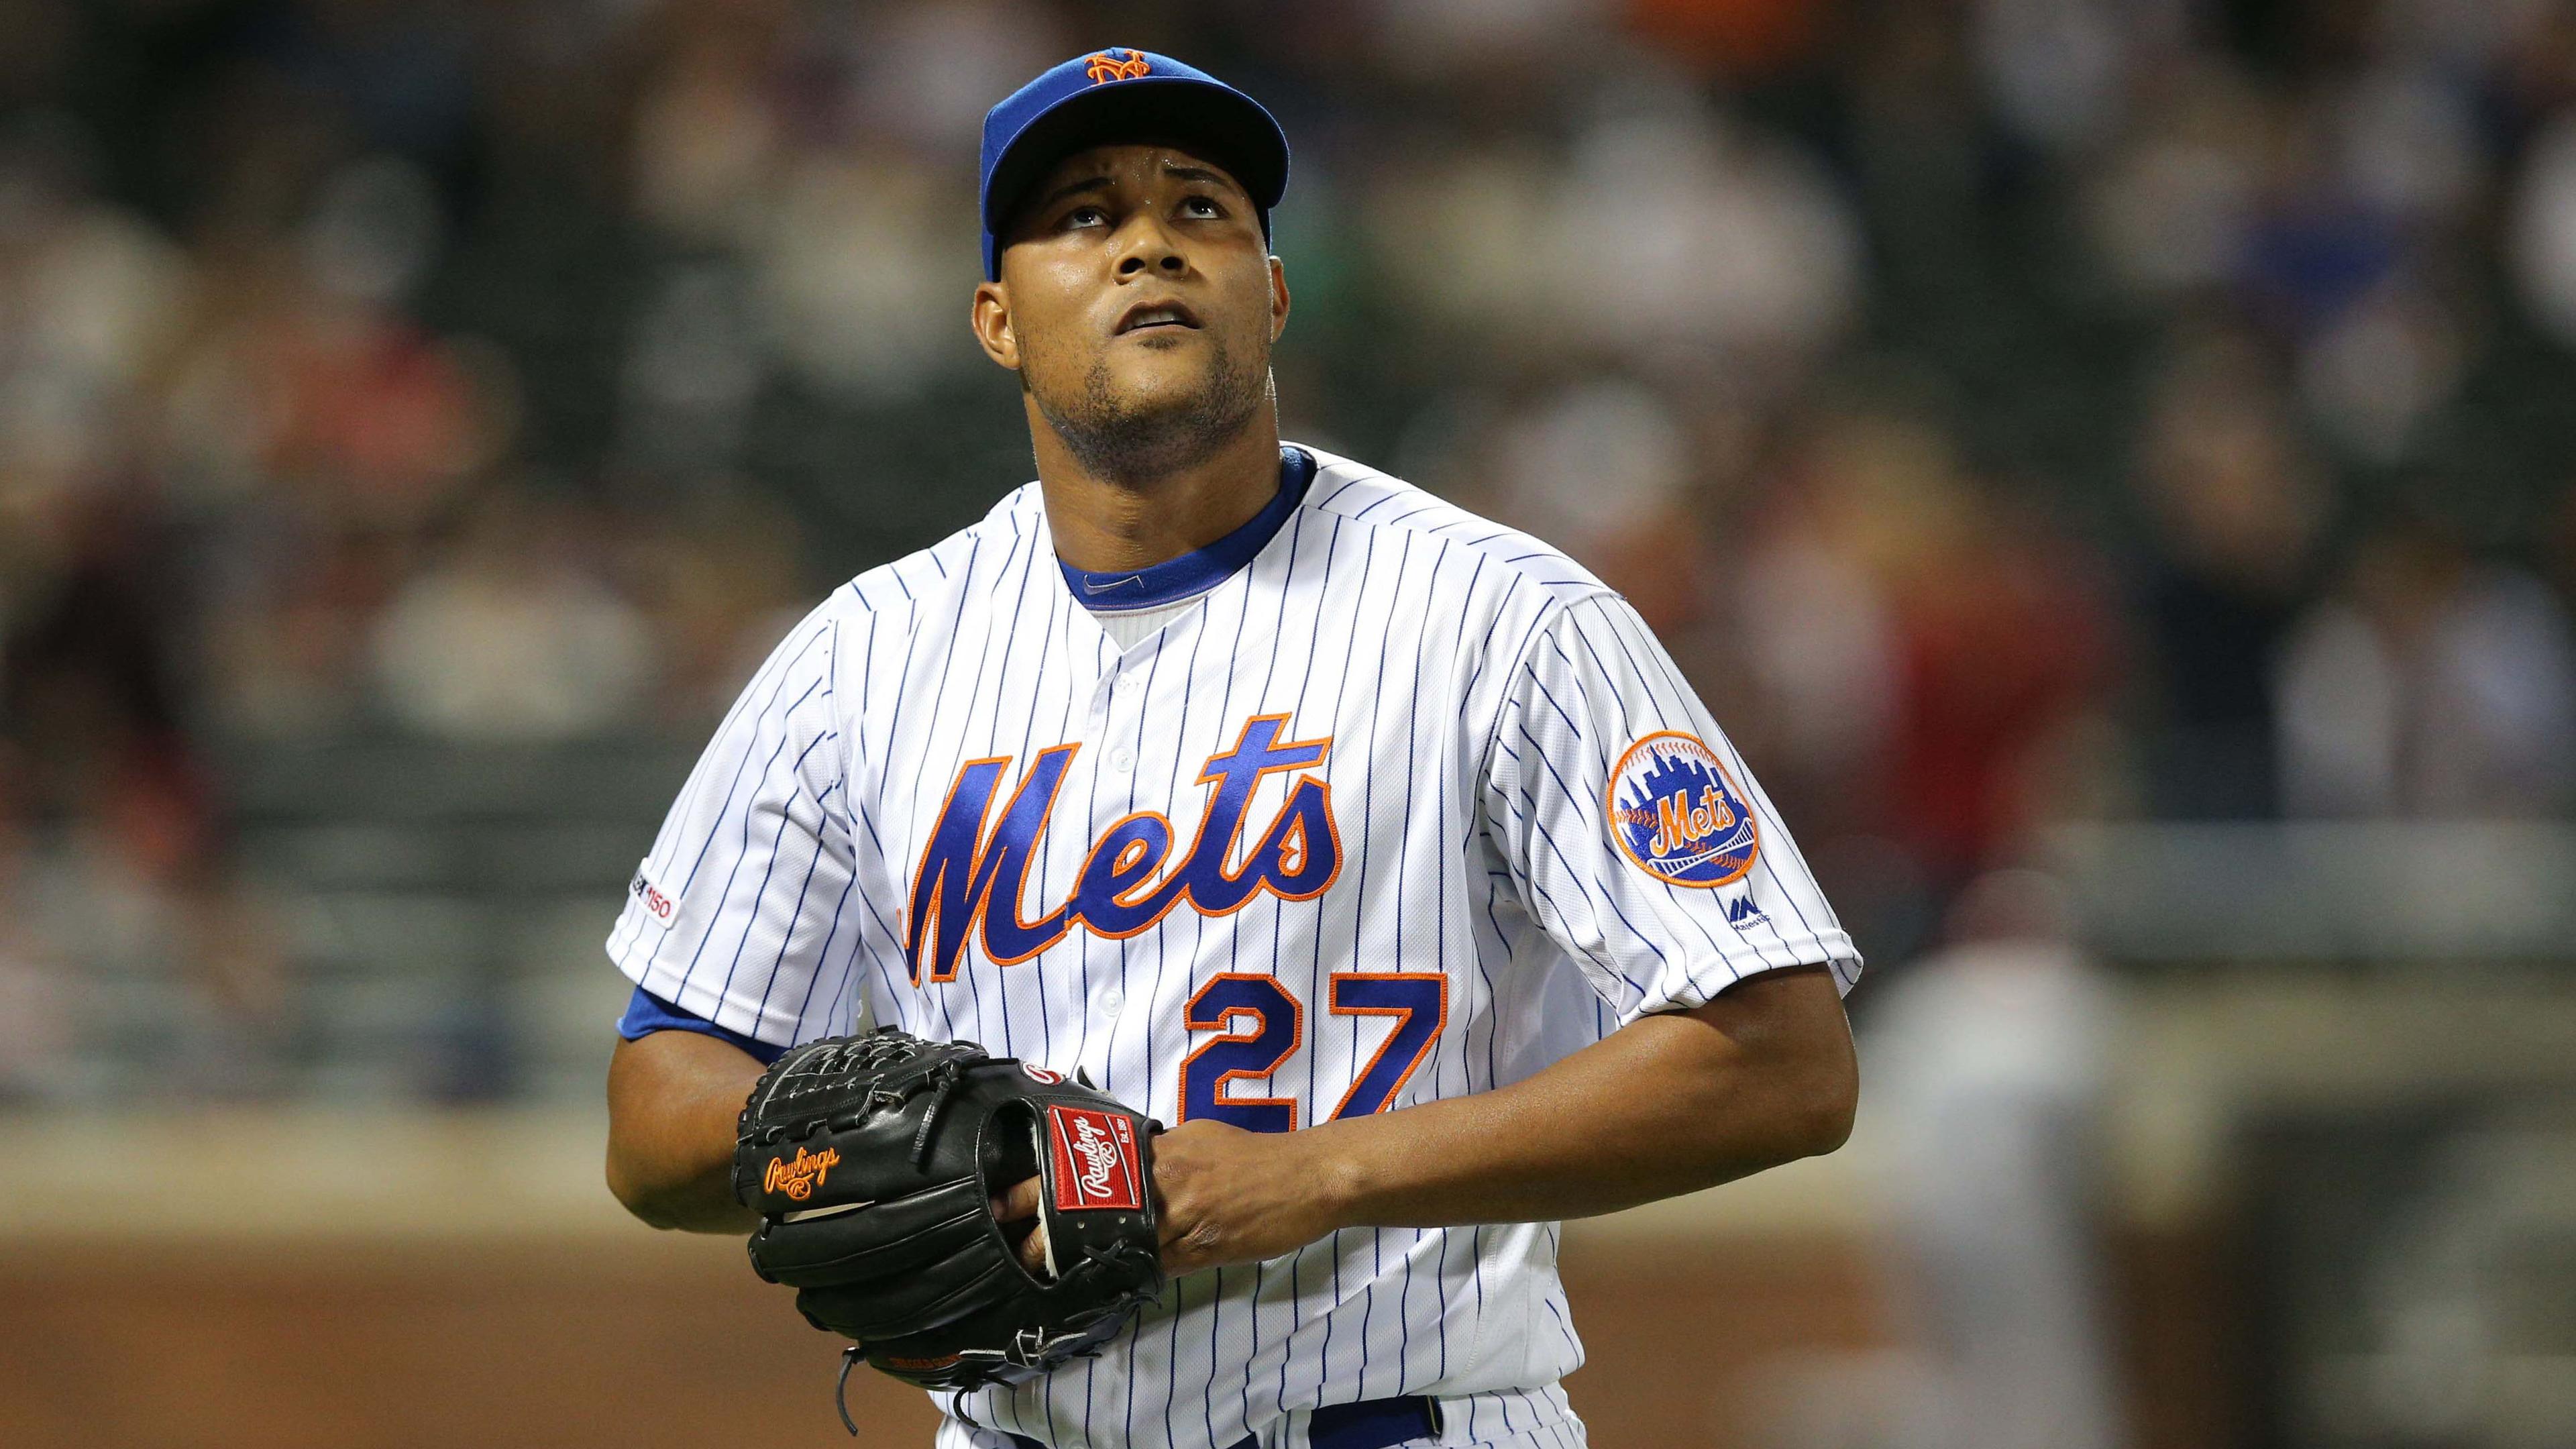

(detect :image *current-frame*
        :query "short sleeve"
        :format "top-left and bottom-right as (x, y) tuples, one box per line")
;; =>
(614, 984), (787, 1064)
(605, 605), (863, 1048)
(1481, 594), (1861, 1027)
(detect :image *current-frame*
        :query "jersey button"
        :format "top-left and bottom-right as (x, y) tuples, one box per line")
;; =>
(1098, 986), (1124, 1013)
(1109, 746), (1136, 773)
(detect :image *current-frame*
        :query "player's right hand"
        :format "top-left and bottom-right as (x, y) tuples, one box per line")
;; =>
(1148, 1120), (1350, 1274)
(998, 1117), (1347, 1277)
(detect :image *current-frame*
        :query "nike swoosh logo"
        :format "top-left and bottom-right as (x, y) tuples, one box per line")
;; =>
(1081, 574), (1145, 596)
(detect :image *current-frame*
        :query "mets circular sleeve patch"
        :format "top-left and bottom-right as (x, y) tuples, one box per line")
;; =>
(1606, 731), (1762, 888)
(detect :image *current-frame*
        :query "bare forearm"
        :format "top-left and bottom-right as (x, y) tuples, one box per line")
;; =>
(1303, 966), (1854, 1230)
(605, 1031), (767, 1233)
(1134, 966), (1857, 1273)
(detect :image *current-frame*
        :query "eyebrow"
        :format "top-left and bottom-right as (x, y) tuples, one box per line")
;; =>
(1160, 162), (1245, 197)
(1030, 174), (1115, 215)
(1028, 160), (1248, 217)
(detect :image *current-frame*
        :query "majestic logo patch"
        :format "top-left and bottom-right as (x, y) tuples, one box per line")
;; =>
(1084, 49), (1151, 84)
(1607, 731), (1760, 888)
(762, 1145), (841, 1201)
(1046, 1104), (1142, 1212)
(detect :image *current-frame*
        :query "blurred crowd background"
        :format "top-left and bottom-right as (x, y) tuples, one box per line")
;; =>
(5, 1), (2576, 1447)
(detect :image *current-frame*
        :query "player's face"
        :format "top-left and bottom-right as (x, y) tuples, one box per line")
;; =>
(973, 143), (1289, 478)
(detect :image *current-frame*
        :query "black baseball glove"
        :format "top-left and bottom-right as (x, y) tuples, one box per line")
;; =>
(733, 1027), (1165, 1419)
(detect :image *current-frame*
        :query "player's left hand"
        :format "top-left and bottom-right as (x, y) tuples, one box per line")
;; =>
(994, 1119), (1344, 1277)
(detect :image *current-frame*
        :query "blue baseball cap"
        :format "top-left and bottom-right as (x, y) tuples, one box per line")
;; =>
(979, 48), (1290, 280)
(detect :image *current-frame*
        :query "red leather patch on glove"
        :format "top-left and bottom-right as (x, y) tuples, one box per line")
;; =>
(1046, 1104), (1142, 1211)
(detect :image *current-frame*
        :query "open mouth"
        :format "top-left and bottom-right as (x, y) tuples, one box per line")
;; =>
(1114, 300), (1202, 335)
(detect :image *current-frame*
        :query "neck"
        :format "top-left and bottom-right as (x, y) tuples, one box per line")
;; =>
(1029, 396), (1287, 573)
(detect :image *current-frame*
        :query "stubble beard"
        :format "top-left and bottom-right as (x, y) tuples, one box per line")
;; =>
(1030, 331), (1271, 486)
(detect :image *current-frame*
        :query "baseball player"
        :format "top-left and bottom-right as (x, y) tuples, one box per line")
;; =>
(603, 48), (1862, 1449)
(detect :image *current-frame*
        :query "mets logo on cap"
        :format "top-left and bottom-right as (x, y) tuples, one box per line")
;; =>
(1085, 49), (1152, 83)
(1607, 731), (1760, 888)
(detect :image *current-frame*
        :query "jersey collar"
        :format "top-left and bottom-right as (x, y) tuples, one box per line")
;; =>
(1057, 446), (1315, 613)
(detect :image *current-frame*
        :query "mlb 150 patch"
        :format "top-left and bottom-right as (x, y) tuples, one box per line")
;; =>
(1606, 731), (1761, 888)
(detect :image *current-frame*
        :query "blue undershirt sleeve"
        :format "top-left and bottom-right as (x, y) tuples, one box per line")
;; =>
(615, 984), (789, 1065)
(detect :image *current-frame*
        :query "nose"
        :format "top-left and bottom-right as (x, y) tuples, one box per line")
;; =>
(1112, 211), (1187, 278)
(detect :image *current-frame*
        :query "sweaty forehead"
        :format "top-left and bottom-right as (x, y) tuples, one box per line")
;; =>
(1025, 142), (1249, 202)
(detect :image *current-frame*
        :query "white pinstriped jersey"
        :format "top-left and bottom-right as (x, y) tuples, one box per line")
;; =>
(606, 445), (1860, 1449)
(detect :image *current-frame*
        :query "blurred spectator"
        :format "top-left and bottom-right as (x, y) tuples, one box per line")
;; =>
(1864, 867), (2127, 1449)
(1729, 469), (1900, 824)
(1369, 0), (1609, 78)
(0, 116), (195, 522)
(749, 151), (981, 402)
(2511, 107), (2576, 348)
(1627, 0), (1829, 81)
(1, 494), (290, 1097)
(3, 495), (210, 885)
(2293, 276), (2462, 466)
(0, 855), (75, 1099)
(158, 157), (508, 529)
(1723, 401), (1909, 845)
(617, 262), (767, 474)
(1488, 378), (1712, 633)
(1710, 392), (2110, 963)
(840, 0), (1070, 154)
(628, 2), (789, 251)
(369, 486), (655, 741)
(2084, 61), (2266, 299)
(1972, 0), (2170, 157)
(2130, 336), (2325, 818)
(1364, 73), (1860, 372)
(2234, 101), (2402, 341)
(203, 521), (406, 737)
(1799, 399), (2108, 882)
(2275, 515), (2576, 817)
(618, 488), (812, 724)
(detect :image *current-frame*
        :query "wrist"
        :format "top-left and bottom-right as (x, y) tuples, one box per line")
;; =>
(1294, 1119), (1376, 1234)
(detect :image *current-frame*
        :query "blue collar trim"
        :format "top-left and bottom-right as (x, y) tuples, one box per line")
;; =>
(1059, 447), (1315, 612)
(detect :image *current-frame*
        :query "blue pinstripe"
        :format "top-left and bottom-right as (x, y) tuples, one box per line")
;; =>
(673, 674), (822, 1002)
(1309, 519), (1379, 1399)
(916, 535), (991, 1044)
(740, 762), (837, 1022)
(1346, 531), (1417, 1400)
(976, 527), (1046, 1058)
(672, 629), (828, 901)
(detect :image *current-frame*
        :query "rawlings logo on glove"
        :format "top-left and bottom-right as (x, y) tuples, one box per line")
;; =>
(761, 1146), (840, 1200)
(1049, 1105), (1142, 1211)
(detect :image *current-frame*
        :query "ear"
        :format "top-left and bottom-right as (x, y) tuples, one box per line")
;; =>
(971, 278), (1020, 371)
(1268, 255), (1291, 343)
